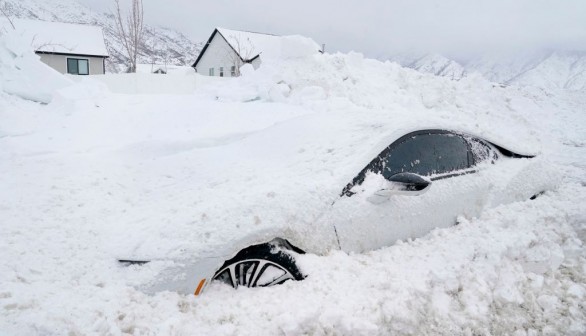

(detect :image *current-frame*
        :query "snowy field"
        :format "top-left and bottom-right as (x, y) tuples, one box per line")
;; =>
(1, 35), (586, 335)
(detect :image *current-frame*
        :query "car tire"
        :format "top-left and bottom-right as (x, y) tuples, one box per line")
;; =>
(213, 239), (305, 288)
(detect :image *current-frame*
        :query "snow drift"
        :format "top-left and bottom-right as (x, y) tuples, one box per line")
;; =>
(0, 31), (72, 103)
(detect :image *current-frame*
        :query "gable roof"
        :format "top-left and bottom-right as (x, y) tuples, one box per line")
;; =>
(0, 19), (109, 57)
(217, 28), (282, 61)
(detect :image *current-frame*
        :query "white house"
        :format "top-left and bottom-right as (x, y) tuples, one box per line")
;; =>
(0, 19), (109, 75)
(192, 28), (320, 77)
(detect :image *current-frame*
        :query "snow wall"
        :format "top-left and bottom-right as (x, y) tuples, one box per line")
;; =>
(0, 31), (72, 103)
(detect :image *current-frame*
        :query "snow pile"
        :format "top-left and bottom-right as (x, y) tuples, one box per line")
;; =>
(0, 31), (72, 103)
(207, 51), (552, 155)
(92, 72), (227, 95)
(269, 35), (322, 59)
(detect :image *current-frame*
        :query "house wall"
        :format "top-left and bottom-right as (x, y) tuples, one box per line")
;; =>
(195, 32), (243, 77)
(37, 53), (106, 75)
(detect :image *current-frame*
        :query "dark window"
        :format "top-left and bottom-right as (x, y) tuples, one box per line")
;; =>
(219, 67), (224, 77)
(231, 66), (236, 76)
(342, 130), (501, 196)
(381, 133), (471, 178)
(67, 58), (89, 75)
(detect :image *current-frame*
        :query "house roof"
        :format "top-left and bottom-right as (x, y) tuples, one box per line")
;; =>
(0, 19), (109, 57)
(192, 27), (319, 68)
(217, 28), (282, 61)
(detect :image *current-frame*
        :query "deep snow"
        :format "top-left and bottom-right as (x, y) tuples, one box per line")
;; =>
(0, 33), (585, 335)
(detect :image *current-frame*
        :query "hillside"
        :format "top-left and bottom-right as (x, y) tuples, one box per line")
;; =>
(0, 0), (202, 72)
(390, 50), (586, 91)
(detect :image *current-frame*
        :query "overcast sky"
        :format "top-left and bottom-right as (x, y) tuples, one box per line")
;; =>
(79, 0), (586, 59)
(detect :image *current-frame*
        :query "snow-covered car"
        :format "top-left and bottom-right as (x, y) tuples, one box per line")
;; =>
(123, 121), (555, 296)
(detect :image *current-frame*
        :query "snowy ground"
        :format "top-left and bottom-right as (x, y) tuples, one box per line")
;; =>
(1, 39), (586, 335)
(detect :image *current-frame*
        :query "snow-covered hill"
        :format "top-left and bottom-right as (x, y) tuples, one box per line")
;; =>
(395, 53), (467, 80)
(390, 50), (586, 91)
(0, 0), (202, 72)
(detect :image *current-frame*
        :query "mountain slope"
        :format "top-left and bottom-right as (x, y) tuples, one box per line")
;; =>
(0, 0), (202, 72)
(408, 54), (467, 80)
(390, 50), (586, 91)
(509, 52), (586, 90)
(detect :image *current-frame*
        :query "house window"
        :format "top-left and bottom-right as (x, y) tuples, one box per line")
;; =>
(231, 66), (236, 76)
(209, 68), (214, 76)
(219, 67), (224, 77)
(67, 58), (89, 75)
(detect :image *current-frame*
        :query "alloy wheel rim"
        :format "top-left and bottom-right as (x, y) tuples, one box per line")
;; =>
(214, 258), (295, 288)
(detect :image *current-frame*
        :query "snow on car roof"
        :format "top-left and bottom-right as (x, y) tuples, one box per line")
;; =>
(0, 18), (109, 57)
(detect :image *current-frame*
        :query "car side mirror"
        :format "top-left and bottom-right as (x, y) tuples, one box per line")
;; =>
(368, 172), (431, 203)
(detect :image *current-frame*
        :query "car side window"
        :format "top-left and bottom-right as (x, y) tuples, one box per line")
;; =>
(381, 133), (471, 178)
(341, 130), (498, 197)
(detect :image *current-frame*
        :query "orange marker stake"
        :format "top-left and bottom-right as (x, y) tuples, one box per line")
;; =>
(194, 279), (206, 296)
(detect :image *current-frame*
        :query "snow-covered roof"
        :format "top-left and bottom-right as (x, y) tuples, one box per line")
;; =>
(192, 27), (321, 68)
(216, 28), (284, 61)
(0, 18), (109, 57)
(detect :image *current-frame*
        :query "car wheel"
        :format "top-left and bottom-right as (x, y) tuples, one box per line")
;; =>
(213, 240), (305, 288)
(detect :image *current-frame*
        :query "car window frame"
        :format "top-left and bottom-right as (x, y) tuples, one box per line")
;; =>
(341, 129), (494, 196)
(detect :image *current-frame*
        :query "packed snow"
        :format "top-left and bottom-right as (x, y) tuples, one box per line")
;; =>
(0, 31), (585, 336)
(0, 31), (72, 103)
(135, 64), (195, 75)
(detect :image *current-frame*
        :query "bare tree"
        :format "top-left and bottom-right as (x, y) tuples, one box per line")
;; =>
(0, 1), (16, 31)
(224, 36), (255, 77)
(113, 0), (144, 73)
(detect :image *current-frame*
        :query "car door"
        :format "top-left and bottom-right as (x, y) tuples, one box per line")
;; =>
(329, 130), (494, 253)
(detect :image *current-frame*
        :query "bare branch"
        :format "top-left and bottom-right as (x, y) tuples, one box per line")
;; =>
(0, 1), (16, 30)
(224, 36), (255, 77)
(112, 0), (144, 72)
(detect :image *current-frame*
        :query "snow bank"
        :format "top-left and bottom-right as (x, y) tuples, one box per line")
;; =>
(206, 51), (553, 155)
(267, 35), (322, 59)
(0, 31), (72, 103)
(93, 72), (227, 95)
